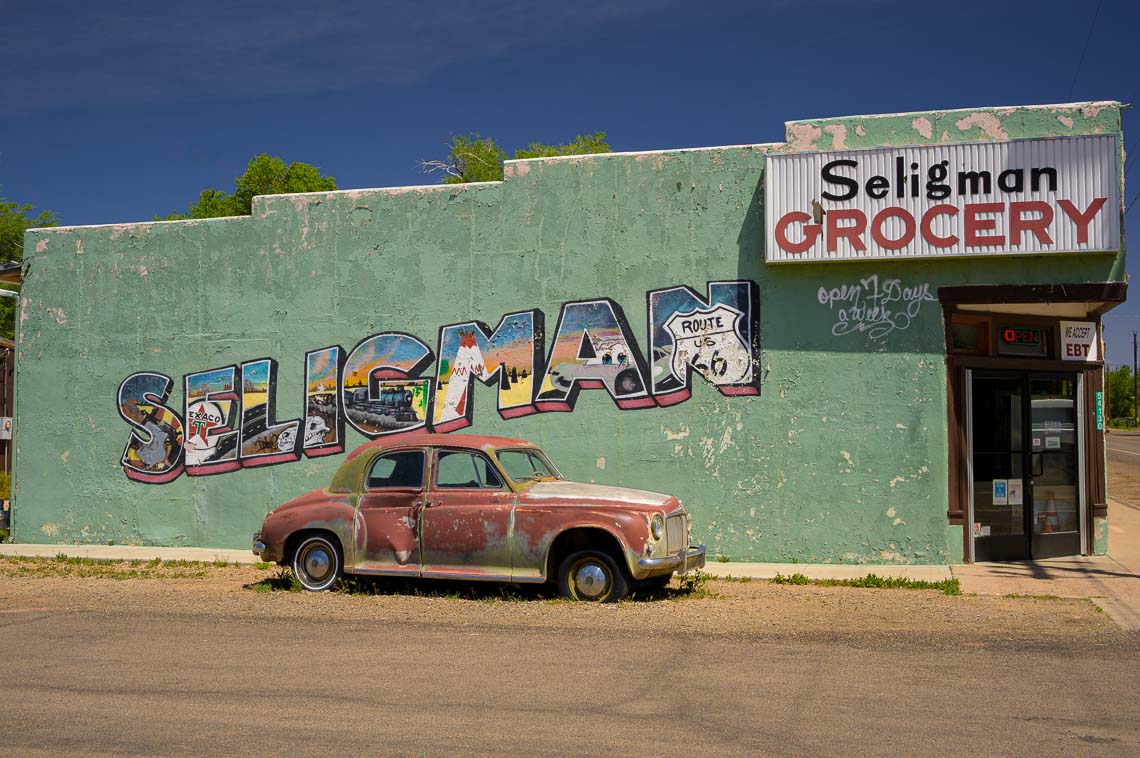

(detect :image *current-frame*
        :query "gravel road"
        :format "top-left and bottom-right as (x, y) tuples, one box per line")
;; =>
(2, 561), (1137, 756)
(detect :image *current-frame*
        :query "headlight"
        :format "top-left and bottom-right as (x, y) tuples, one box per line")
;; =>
(651, 514), (665, 540)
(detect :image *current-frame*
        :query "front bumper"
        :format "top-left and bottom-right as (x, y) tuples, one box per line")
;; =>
(252, 531), (283, 563)
(638, 543), (706, 575)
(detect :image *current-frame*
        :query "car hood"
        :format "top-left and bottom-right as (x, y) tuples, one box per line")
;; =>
(520, 480), (678, 511)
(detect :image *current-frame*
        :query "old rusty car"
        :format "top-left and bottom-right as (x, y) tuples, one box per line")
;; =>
(253, 433), (705, 601)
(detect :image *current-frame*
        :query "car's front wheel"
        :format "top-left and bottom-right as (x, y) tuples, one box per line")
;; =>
(557, 550), (629, 602)
(292, 534), (342, 592)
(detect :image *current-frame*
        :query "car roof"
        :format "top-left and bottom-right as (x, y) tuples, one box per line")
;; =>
(344, 432), (537, 462)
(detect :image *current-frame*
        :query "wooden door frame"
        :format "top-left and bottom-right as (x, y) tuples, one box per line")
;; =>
(939, 282), (1122, 562)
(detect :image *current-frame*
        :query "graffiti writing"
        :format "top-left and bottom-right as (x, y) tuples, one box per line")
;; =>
(184, 366), (241, 476)
(817, 275), (937, 340)
(303, 346), (345, 457)
(433, 311), (544, 432)
(117, 280), (762, 483)
(648, 281), (760, 405)
(118, 372), (185, 483)
(537, 299), (654, 412)
(342, 333), (433, 438)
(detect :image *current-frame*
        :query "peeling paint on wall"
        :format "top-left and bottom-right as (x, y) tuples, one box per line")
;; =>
(955, 112), (1010, 141)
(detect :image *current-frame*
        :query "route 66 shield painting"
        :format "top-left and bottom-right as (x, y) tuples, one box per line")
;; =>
(663, 304), (751, 386)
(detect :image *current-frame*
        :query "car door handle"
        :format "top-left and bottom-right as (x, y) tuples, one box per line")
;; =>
(420, 499), (442, 508)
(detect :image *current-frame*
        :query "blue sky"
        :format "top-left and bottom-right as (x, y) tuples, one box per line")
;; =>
(3, 0), (1139, 361)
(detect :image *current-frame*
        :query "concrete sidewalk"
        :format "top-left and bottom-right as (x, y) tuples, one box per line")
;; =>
(953, 554), (1139, 629)
(950, 496), (1140, 630)
(0, 543), (257, 565)
(0, 542), (954, 580)
(701, 562), (952, 581)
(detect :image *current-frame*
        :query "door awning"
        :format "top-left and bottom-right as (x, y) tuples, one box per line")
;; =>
(939, 282), (1127, 319)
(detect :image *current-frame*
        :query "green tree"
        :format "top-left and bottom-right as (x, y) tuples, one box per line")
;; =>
(425, 134), (507, 185)
(424, 131), (611, 184)
(1108, 365), (1135, 421)
(1, 194), (56, 264)
(164, 154), (338, 220)
(513, 131), (611, 160)
(0, 192), (57, 340)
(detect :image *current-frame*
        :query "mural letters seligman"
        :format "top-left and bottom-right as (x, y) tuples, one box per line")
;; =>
(116, 281), (760, 483)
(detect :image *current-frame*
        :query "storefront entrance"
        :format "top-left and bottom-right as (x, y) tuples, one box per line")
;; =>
(969, 371), (1083, 561)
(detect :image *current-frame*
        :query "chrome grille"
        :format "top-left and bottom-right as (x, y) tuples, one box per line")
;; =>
(666, 514), (685, 553)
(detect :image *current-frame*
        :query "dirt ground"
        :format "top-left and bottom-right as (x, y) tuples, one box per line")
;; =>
(0, 557), (1127, 645)
(2, 559), (1137, 756)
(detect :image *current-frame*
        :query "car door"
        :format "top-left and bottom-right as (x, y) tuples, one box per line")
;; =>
(420, 448), (513, 579)
(353, 447), (427, 575)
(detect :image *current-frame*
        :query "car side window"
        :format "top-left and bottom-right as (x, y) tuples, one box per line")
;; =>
(435, 450), (503, 489)
(366, 450), (425, 489)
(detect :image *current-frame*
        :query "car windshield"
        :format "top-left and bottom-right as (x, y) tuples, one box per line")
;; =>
(496, 448), (561, 482)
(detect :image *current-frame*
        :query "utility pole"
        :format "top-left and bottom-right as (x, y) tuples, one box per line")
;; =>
(1133, 333), (1137, 425)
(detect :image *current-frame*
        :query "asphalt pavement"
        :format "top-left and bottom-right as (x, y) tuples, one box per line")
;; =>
(1, 600), (1136, 756)
(1107, 429), (1140, 466)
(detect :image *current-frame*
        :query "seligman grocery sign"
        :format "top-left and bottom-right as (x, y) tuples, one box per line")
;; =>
(765, 135), (1120, 262)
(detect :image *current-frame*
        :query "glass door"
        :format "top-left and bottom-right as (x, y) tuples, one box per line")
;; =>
(1028, 376), (1080, 559)
(969, 372), (1082, 561)
(971, 375), (1028, 561)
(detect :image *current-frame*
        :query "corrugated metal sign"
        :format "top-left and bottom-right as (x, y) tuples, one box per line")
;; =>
(765, 135), (1120, 263)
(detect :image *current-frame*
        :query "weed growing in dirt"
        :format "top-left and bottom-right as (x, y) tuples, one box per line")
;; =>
(659, 570), (721, 600)
(0, 555), (210, 580)
(246, 568), (302, 593)
(1003, 593), (1062, 601)
(772, 572), (962, 596)
(254, 561), (271, 570)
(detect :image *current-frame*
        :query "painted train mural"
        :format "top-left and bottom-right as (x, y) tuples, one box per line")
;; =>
(117, 280), (760, 483)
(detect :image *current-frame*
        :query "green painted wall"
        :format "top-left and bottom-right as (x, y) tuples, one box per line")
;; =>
(14, 102), (1125, 563)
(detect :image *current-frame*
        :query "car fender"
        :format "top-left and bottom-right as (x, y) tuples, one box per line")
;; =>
(261, 491), (356, 566)
(515, 506), (651, 581)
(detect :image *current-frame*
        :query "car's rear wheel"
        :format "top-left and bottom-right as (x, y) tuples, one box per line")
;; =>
(292, 534), (341, 592)
(557, 550), (629, 602)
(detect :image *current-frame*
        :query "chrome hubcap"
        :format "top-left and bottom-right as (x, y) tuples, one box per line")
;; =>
(303, 547), (331, 581)
(574, 563), (609, 599)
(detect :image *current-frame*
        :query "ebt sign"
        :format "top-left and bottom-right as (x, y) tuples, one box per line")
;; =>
(766, 135), (1120, 263)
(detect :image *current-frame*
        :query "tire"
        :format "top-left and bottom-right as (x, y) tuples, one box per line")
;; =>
(291, 534), (342, 592)
(557, 549), (629, 602)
